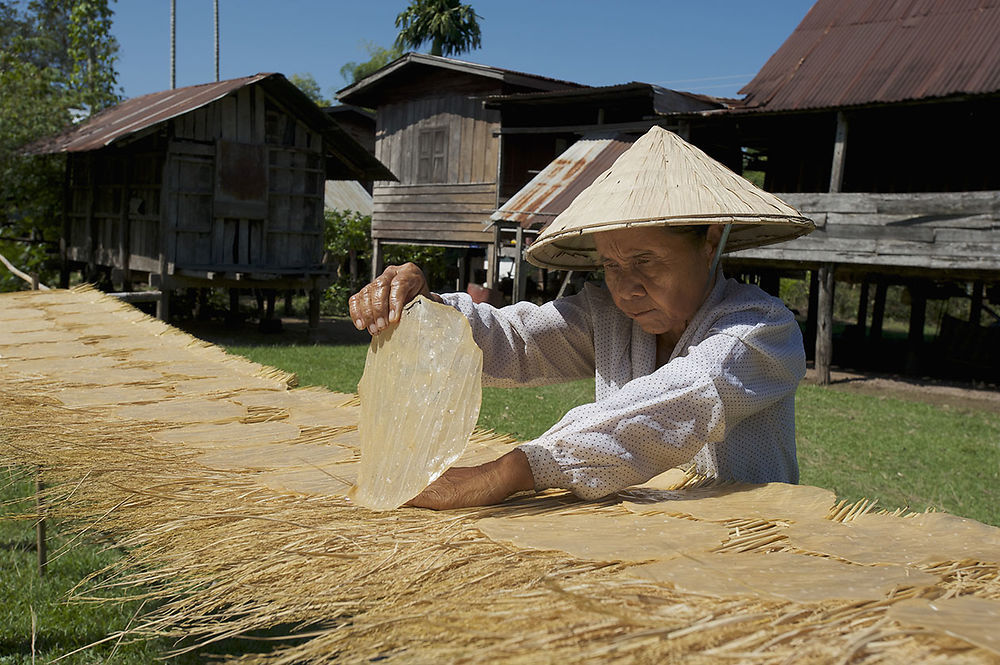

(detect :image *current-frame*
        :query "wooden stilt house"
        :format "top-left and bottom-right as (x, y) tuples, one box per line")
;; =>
(714, 0), (1000, 383)
(335, 53), (582, 290)
(24, 73), (394, 331)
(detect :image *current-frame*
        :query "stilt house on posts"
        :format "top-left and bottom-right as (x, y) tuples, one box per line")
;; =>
(711, 0), (1000, 385)
(335, 53), (583, 292)
(23, 73), (394, 333)
(486, 83), (731, 302)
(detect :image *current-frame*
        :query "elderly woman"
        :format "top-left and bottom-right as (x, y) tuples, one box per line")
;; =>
(349, 127), (814, 510)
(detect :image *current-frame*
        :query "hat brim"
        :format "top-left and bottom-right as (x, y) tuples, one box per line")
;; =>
(525, 215), (815, 270)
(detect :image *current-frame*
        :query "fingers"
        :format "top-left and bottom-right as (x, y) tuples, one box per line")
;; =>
(349, 263), (430, 335)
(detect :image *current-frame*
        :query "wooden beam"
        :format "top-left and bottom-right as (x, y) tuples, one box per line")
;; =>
(829, 111), (848, 194)
(815, 263), (836, 385)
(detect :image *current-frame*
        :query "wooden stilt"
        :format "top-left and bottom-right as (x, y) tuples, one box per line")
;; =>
(970, 280), (984, 326)
(805, 270), (819, 361)
(307, 286), (321, 342)
(815, 264), (835, 385)
(870, 279), (887, 342)
(856, 278), (870, 331)
(906, 282), (927, 375)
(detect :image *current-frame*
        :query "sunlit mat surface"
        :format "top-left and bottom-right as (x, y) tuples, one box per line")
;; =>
(1, 286), (998, 665)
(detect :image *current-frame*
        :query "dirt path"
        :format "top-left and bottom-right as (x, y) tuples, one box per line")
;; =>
(803, 365), (1000, 413)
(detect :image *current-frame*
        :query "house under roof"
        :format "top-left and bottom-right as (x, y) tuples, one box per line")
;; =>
(739, 0), (1000, 112)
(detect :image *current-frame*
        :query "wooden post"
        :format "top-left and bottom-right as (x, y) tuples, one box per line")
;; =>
(307, 285), (321, 342)
(815, 263), (835, 385)
(513, 225), (526, 303)
(371, 238), (384, 281)
(870, 279), (888, 342)
(856, 278), (870, 331)
(487, 224), (501, 290)
(60, 158), (72, 288)
(36, 476), (46, 576)
(117, 153), (133, 291)
(970, 280), (984, 326)
(805, 270), (819, 360)
(156, 284), (171, 321)
(906, 282), (927, 375)
(829, 111), (848, 193)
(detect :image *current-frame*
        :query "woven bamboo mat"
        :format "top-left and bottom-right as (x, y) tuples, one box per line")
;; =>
(1, 286), (998, 664)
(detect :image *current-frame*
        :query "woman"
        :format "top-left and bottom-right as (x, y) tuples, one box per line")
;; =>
(349, 127), (814, 510)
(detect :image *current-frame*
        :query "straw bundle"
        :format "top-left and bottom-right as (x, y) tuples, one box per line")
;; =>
(2, 286), (999, 664)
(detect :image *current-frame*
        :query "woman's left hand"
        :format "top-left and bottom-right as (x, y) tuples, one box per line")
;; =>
(408, 449), (535, 510)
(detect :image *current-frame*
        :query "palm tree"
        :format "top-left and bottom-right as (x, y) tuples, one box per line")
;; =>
(394, 0), (482, 58)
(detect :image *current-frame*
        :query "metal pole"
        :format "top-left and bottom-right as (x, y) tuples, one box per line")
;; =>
(170, 0), (176, 89)
(214, 0), (220, 81)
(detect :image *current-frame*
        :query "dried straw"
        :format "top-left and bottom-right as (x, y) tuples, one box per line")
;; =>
(2, 287), (999, 665)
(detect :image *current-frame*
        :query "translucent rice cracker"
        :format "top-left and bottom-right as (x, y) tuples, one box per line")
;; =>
(350, 296), (483, 510)
(887, 596), (1000, 655)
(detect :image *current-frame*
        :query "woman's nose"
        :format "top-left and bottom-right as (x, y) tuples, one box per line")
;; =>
(615, 270), (646, 298)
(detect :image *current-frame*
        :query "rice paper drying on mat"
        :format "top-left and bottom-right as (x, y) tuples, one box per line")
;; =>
(350, 296), (483, 510)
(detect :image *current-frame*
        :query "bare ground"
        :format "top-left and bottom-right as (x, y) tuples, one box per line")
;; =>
(803, 365), (1000, 413)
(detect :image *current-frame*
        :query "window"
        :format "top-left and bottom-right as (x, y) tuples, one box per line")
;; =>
(417, 127), (448, 183)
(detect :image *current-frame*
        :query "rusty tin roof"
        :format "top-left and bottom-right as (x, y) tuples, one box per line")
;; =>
(23, 73), (395, 181)
(740, 0), (1000, 112)
(490, 134), (635, 230)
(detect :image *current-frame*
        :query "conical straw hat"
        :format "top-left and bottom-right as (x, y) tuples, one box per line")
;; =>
(525, 126), (815, 270)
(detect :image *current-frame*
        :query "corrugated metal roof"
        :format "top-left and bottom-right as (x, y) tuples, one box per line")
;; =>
(23, 73), (396, 181)
(739, 0), (1000, 111)
(489, 134), (635, 229)
(324, 180), (373, 216)
(24, 74), (273, 153)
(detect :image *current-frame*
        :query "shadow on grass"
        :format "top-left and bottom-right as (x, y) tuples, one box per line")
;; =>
(176, 316), (369, 348)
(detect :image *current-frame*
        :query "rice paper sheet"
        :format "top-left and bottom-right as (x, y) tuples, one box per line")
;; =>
(350, 296), (483, 510)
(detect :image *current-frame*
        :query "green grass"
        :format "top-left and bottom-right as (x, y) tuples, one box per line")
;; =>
(795, 385), (1000, 525)
(3, 339), (998, 663)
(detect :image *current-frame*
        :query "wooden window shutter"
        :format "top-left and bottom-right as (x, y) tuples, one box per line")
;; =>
(417, 127), (448, 183)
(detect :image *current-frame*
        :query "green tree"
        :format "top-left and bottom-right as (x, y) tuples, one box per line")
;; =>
(0, 0), (120, 291)
(289, 72), (332, 107)
(394, 0), (482, 58)
(339, 41), (403, 84)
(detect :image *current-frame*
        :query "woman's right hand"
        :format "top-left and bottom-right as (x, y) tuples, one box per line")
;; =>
(348, 263), (439, 335)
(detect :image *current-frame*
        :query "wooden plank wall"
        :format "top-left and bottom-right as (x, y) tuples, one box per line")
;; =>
(375, 94), (499, 186)
(731, 191), (1000, 274)
(371, 92), (499, 245)
(372, 183), (496, 244)
(65, 151), (162, 274)
(165, 86), (324, 271)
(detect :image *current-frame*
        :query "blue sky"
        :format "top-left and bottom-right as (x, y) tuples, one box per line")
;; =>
(112, 1), (816, 102)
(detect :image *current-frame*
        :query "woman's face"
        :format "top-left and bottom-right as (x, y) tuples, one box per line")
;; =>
(594, 225), (720, 338)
